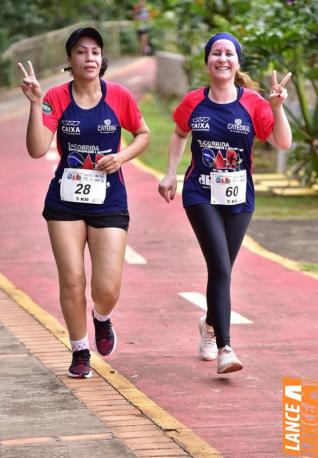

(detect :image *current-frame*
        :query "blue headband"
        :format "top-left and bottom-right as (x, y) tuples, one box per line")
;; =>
(204, 32), (242, 63)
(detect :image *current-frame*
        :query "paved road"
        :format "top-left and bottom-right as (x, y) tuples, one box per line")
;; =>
(248, 219), (318, 264)
(1, 56), (317, 457)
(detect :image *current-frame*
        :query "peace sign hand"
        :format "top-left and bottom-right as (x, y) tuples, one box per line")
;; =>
(17, 61), (43, 104)
(269, 70), (292, 109)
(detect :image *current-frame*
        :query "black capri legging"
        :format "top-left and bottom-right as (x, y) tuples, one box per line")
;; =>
(185, 204), (252, 348)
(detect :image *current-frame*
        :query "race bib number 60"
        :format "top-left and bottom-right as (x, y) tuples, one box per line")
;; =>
(60, 168), (107, 204)
(210, 170), (247, 205)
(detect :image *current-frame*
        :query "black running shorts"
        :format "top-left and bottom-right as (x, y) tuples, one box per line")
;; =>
(42, 206), (130, 231)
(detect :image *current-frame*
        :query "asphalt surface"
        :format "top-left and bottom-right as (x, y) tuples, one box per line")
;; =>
(248, 219), (318, 264)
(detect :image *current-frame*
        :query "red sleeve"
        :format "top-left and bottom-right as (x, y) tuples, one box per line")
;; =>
(239, 89), (274, 142)
(173, 88), (205, 132)
(105, 83), (142, 133)
(42, 83), (71, 133)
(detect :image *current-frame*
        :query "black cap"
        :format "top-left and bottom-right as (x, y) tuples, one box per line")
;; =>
(65, 27), (104, 56)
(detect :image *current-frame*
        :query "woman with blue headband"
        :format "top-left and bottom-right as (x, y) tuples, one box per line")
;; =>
(159, 32), (292, 374)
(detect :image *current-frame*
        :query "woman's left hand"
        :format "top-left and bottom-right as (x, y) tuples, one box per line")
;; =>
(95, 153), (124, 174)
(269, 70), (292, 109)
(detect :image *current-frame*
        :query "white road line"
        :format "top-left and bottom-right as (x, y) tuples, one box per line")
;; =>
(127, 75), (144, 85)
(45, 151), (59, 161)
(125, 245), (147, 264)
(178, 291), (252, 324)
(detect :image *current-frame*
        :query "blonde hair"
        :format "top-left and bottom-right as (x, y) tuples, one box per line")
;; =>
(235, 70), (260, 91)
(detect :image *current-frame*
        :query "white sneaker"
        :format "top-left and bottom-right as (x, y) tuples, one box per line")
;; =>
(217, 345), (243, 374)
(198, 316), (217, 360)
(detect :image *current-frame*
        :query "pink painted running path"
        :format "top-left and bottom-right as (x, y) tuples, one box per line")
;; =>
(1, 57), (317, 458)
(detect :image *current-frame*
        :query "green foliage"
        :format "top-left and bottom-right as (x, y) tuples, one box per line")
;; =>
(230, 0), (318, 185)
(155, 0), (318, 186)
(156, 0), (236, 87)
(301, 263), (318, 273)
(1, 0), (318, 184)
(0, 56), (12, 86)
(122, 92), (191, 173)
(153, 0), (252, 86)
(0, 0), (138, 53)
(120, 29), (140, 55)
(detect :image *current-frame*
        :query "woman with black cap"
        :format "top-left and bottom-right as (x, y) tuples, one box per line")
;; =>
(18, 27), (150, 378)
(159, 32), (292, 374)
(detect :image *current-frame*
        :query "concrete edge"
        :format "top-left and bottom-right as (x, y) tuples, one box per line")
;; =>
(0, 272), (222, 458)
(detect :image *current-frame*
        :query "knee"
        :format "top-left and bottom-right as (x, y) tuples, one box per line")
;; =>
(208, 261), (231, 283)
(91, 281), (120, 307)
(60, 273), (86, 297)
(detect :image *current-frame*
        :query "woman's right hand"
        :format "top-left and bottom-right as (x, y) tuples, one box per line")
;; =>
(158, 173), (177, 203)
(17, 61), (43, 104)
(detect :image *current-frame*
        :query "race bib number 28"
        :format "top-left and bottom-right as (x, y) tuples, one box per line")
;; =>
(210, 170), (247, 205)
(60, 168), (107, 204)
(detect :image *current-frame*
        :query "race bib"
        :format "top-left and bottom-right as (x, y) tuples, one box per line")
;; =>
(60, 168), (106, 204)
(210, 170), (247, 205)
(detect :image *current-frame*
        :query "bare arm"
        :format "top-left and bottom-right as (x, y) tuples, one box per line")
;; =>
(26, 103), (54, 158)
(158, 125), (189, 203)
(95, 118), (151, 173)
(267, 106), (292, 150)
(18, 61), (54, 158)
(267, 70), (292, 150)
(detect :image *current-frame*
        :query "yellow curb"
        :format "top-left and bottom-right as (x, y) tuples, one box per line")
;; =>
(0, 272), (222, 458)
(0, 273), (69, 339)
(243, 235), (318, 281)
(253, 173), (286, 180)
(130, 161), (318, 281)
(131, 157), (164, 180)
(272, 187), (317, 196)
(254, 184), (270, 192)
(257, 179), (299, 187)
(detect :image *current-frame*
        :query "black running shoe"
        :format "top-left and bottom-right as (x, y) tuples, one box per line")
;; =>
(68, 349), (92, 378)
(92, 311), (117, 356)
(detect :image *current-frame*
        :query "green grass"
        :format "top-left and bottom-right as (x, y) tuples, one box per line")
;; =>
(301, 263), (318, 273)
(124, 93), (318, 220)
(254, 195), (318, 219)
(123, 93), (191, 174)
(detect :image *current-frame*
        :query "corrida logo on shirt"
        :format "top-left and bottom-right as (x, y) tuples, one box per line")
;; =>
(201, 147), (243, 170)
(67, 145), (112, 170)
